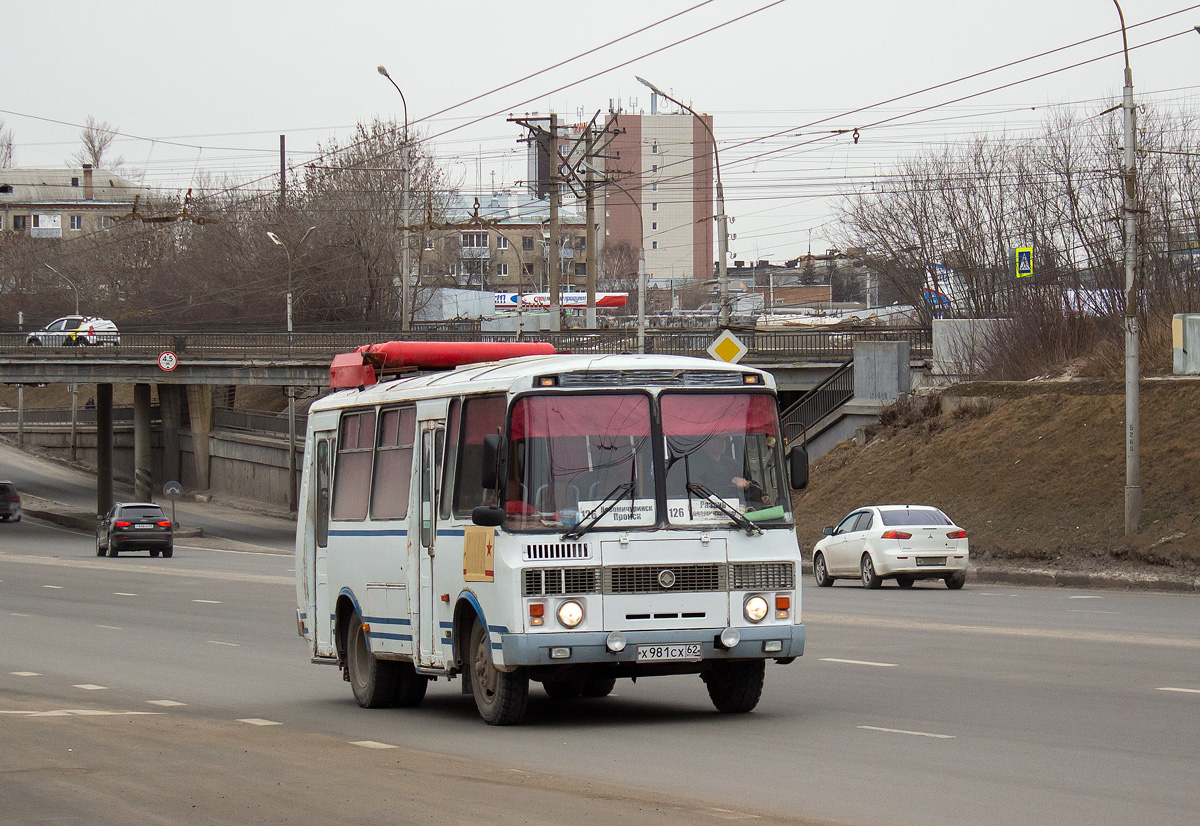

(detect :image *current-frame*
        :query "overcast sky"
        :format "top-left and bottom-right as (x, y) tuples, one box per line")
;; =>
(4, 1), (1198, 261)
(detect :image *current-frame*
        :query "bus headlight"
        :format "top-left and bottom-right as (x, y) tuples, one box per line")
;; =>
(557, 600), (584, 628)
(743, 595), (769, 624)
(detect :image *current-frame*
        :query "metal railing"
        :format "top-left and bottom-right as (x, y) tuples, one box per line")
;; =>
(780, 359), (855, 446)
(0, 326), (931, 363)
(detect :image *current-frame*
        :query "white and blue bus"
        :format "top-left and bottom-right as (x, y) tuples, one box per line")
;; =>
(295, 352), (808, 724)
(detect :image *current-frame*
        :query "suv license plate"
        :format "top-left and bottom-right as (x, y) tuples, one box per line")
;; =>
(916, 556), (946, 566)
(133, 524), (155, 529)
(636, 643), (702, 662)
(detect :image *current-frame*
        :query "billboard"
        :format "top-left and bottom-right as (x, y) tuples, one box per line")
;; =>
(494, 292), (628, 311)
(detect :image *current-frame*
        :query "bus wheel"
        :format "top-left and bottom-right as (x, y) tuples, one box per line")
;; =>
(469, 617), (528, 725)
(702, 660), (765, 714)
(347, 612), (398, 708)
(581, 676), (617, 698)
(393, 663), (429, 707)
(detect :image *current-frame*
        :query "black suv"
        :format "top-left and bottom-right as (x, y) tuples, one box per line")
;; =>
(0, 481), (20, 522)
(97, 503), (174, 557)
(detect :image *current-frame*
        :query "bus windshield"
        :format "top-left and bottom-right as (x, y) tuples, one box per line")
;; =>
(506, 393), (654, 530)
(661, 393), (788, 525)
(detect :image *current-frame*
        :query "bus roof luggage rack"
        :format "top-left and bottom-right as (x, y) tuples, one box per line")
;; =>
(329, 340), (558, 388)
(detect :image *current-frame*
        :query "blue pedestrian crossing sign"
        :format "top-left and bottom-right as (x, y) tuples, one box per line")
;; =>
(1015, 247), (1033, 278)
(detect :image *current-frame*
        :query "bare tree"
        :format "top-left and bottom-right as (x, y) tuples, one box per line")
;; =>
(72, 115), (126, 174)
(0, 119), (13, 168)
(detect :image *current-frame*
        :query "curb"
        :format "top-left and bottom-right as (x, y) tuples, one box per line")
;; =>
(800, 558), (1197, 593)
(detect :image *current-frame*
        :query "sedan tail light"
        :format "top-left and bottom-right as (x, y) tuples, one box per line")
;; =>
(156, 520), (172, 527)
(880, 530), (912, 540)
(113, 520), (132, 527)
(946, 529), (968, 539)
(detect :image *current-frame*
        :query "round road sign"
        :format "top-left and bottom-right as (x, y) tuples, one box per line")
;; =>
(163, 481), (183, 500)
(158, 351), (178, 371)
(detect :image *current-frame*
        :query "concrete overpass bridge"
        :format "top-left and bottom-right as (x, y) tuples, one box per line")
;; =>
(0, 327), (930, 515)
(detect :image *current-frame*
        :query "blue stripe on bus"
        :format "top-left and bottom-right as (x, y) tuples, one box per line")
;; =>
(439, 622), (454, 629)
(363, 616), (411, 626)
(488, 625), (509, 634)
(329, 528), (408, 537)
(368, 632), (413, 642)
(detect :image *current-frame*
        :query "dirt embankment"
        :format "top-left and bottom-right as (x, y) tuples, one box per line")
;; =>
(792, 379), (1200, 577)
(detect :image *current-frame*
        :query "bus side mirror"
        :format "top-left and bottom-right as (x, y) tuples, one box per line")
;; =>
(788, 444), (808, 491)
(472, 506), (505, 527)
(480, 434), (503, 490)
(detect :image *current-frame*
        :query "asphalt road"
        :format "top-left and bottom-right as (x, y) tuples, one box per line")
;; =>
(2, 450), (1199, 825)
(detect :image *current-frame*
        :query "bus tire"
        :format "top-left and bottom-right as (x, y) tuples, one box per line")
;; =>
(393, 663), (429, 707)
(581, 676), (617, 698)
(469, 616), (528, 725)
(703, 660), (765, 714)
(347, 611), (398, 708)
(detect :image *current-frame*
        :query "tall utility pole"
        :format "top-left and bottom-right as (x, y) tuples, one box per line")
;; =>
(584, 125), (598, 329)
(1114, 1), (1141, 535)
(377, 65), (412, 331)
(547, 113), (561, 330)
(279, 135), (286, 210)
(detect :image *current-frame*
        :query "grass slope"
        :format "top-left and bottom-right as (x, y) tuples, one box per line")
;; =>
(792, 380), (1200, 576)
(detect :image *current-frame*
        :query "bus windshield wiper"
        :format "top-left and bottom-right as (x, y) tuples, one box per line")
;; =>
(561, 482), (635, 541)
(686, 483), (762, 536)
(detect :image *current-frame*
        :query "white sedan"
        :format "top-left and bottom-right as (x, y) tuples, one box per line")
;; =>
(812, 505), (968, 589)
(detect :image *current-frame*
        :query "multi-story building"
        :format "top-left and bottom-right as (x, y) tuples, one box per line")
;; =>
(436, 191), (588, 291)
(0, 164), (143, 237)
(601, 107), (714, 285)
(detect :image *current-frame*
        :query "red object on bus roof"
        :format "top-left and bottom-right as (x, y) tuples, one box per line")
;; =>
(329, 341), (557, 388)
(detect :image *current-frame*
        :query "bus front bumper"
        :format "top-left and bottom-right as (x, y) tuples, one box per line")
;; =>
(500, 623), (804, 668)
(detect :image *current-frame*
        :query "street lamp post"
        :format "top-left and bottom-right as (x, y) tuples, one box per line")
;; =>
(378, 65), (412, 332)
(45, 264), (80, 458)
(267, 226), (316, 334)
(267, 225), (315, 516)
(1113, 1), (1141, 536)
(636, 76), (729, 326)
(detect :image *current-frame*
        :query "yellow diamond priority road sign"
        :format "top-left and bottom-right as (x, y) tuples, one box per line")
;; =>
(707, 330), (747, 364)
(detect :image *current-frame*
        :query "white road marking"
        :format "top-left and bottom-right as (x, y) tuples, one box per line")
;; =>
(42, 585), (63, 590)
(29, 709), (162, 717)
(707, 807), (761, 820)
(11, 671), (40, 677)
(73, 684), (107, 691)
(1157, 687), (1200, 695)
(0, 710), (36, 715)
(113, 592), (138, 597)
(97, 625), (123, 630)
(9, 613), (31, 617)
(1069, 595), (1103, 600)
(147, 700), (187, 707)
(208, 640), (239, 647)
(821, 657), (898, 667)
(193, 599), (222, 604)
(858, 725), (955, 739)
(1070, 610), (1120, 615)
(351, 740), (397, 749)
(238, 718), (281, 726)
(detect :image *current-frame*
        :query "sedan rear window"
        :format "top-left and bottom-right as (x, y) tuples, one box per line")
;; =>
(120, 506), (166, 519)
(879, 508), (950, 526)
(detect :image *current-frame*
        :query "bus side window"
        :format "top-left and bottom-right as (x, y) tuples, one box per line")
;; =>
(315, 438), (331, 548)
(451, 395), (506, 517)
(439, 399), (461, 520)
(331, 409), (376, 521)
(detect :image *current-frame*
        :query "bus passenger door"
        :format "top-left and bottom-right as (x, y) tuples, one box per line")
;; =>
(311, 431), (335, 656)
(414, 416), (446, 668)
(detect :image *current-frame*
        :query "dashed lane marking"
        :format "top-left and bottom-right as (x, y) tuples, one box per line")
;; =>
(113, 592), (137, 597)
(1157, 687), (1200, 695)
(208, 640), (239, 647)
(707, 807), (762, 820)
(73, 684), (107, 691)
(821, 658), (898, 667)
(351, 741), (397, 749)
(10, 672), (40, 677)
(238, 718), (281, 726)
(1069, 595), (1104, 600)
(42, 585), (63, 590)
(858, 725), (955, 739)
(193, 599), (222, 604)
(147, 700), (187, 707)
(97, 625), (123, 630)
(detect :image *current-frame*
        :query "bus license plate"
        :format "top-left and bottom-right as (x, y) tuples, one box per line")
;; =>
(636, 643), (702, 662)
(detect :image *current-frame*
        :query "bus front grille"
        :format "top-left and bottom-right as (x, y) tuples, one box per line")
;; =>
(729, 562), (795, 590)
(523, 567), (602, 596)
(604, 564), (724, 594)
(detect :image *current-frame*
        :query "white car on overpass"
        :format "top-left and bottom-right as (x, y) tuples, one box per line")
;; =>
(25, 316), (120, 346)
